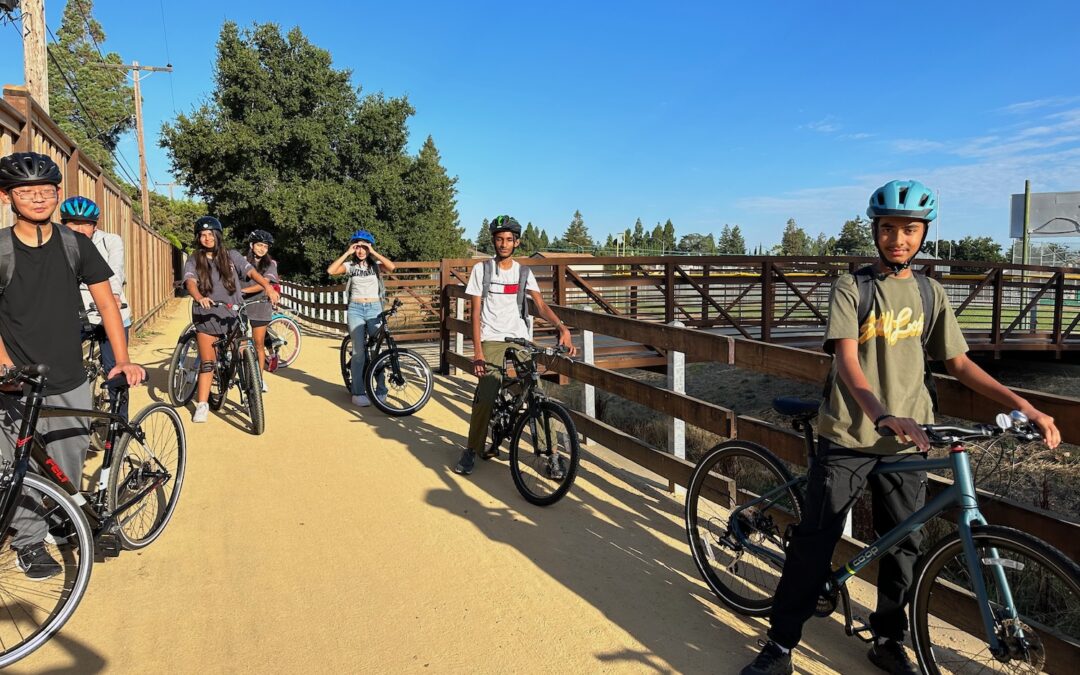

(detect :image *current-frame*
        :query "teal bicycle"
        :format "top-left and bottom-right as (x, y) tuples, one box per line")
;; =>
(685, 397), (1079, 674)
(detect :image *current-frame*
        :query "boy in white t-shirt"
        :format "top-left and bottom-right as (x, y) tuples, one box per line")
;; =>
(453, 215), (576, 476)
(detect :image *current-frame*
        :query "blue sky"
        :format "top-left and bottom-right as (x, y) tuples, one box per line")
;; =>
(3, 1), (1080, 251)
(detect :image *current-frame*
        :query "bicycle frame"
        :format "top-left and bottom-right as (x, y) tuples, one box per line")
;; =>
(731, 437), (1019, 655)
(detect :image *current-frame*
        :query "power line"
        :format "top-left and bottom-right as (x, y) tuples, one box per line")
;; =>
(72, 0), (104, 61)
(43, 23), (141, 187)
(158, 0), (177, 113)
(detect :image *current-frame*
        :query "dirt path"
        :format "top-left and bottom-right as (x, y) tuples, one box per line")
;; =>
(13, 301), (876, 674)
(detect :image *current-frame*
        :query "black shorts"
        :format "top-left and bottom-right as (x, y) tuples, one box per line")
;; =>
(250, 319), (270, 328)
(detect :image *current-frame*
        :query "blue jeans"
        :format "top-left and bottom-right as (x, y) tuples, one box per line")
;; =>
(347, 302), (386, 398)
(83, 324), (130, 420)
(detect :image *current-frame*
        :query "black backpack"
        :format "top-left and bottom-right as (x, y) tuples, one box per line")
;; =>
(0, 225), (83, 296)
(824, 265), (940, 411)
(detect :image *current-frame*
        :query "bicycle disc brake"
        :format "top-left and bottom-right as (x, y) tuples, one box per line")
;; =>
(996, 618), (1045, 670)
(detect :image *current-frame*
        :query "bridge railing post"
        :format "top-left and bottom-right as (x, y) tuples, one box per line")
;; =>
(667, 319), (686, 494)
(582, 305), (595, 446)
(453, 297), (464, 376)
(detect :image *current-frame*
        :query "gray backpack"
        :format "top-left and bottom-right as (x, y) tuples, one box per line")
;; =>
(481, 259), (531, 321)
(0, 225), (83, 296)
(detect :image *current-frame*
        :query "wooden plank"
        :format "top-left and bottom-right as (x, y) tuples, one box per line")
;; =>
(674, 265), (753, 338)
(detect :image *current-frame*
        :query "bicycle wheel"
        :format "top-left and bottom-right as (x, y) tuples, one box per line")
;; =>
(208, 361), (227, 411)
(508, 400), (580, 506)
(366, 348), (434, 417)
(167, 328), (199, 407)
(240, 347), (265, 435)
(0, 473), (94, 668)
(107, 403), (187, 550)
(910, 524), (1080, 675)
(340, 335), (353, 392)
(685, 440), (804, 616)
(266, 316), (301, 368)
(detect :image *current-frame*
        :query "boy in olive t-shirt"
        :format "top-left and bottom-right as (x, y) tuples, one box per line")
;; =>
(742, 181), (1061, 675)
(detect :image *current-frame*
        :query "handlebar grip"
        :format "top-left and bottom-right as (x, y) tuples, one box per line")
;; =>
(101, 373), (131, 390)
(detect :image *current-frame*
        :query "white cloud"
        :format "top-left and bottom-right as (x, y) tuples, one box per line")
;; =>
(996, 96), (1080, 114)
(892, 138), (948, 154)
(841, 132), (875, 140)
(804, 116), (841, 133)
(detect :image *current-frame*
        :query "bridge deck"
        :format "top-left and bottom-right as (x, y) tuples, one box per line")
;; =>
(17, 301), (882, 674)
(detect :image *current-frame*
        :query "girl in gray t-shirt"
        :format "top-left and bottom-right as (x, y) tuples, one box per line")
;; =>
(326, 230), (398, 406)
(240, 230), (281, 389)
(183, 219), (279, 423)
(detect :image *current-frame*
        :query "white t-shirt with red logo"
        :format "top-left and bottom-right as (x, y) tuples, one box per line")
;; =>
(465, 259), (540, 342)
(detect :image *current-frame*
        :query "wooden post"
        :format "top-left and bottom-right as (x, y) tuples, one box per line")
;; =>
(582, 305), (595, 446)
(439, 259), (451, 375)
(453, 297), (464, 376)
(992, 268), (1004, 354)
(664, 262), (675, 324)
(21, 0), (49, 114)
(132, 63), (152, 226)
(667, 319), (686, 494)
(554, 264), (566, 306)
(761, 260), (774, 342)
(1053, 271), (1065, 352)
(702, 262), (710, 324)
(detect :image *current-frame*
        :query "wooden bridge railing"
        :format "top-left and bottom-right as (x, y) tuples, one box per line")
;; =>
(0, 87), (176, 330)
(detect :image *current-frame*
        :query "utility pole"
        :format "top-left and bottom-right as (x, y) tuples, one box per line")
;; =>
(21, 0), (49, 112)
(155, 181), (177, 200)
(94, 61), (172, 227)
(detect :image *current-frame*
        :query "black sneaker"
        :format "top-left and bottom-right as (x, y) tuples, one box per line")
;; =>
(14, 543), (62, 581)
(452, 449), (475, 476)
(868, 639), (918, 675)
(741, 641), (793, 675)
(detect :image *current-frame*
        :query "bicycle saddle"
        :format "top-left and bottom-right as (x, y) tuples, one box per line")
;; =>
(772, 397), (820, 418)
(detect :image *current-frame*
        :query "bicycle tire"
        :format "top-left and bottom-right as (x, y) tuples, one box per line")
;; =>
(910, 524), (1080, 675)
(167, 328), (199, 408)
(685, 440), (804, 617)
(508, 400), (580, 506)
(340, 334), (353, 392)
(107, 403), (187, 550)
(240, 346), (265, 435)
(0, 473), (94, 668)
(366, 348), (434, 417)
(266, 316), (301, 368)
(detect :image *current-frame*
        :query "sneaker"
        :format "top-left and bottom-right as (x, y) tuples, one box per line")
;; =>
(452, 449), (476, 476)
(261, 379), (269, 393)
(868, 639), (918, 675)
(546, 455), (567, 480)
(351, 394), (371, 407)
(14, 543), (62, 581)
(741, 641), (793, 675)
(192, 402), (209, 423)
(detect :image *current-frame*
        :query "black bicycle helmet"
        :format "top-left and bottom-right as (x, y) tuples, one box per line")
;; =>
(488, 215), (522, 237)
(194, 216), (223, 237)
(247, 229), (274, 244)
(0, 152), (63, 189)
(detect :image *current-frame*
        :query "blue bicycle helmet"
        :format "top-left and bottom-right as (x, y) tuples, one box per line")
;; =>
(866, 180), (937, 223)
(59, 196), (101, 223)
(350, 230), (375, 245)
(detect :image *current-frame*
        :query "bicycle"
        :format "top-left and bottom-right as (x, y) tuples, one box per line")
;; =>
(338, 299), (434, 417)
(169, 300), (296, 408)
(0, 363), (186, 666)
(80, 323), (111, 452)
(684, 397), (1080, 674)
(476, 338), (580, 506)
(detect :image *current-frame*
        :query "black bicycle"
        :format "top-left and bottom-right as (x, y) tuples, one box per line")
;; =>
(685, 397), (1080, 674)
(0, 364), (186, 667)
(479, 338), (580, 506)
(168, 301), (266, 434)
(80, 323), (111, 452)
(339, 299), (434, 416)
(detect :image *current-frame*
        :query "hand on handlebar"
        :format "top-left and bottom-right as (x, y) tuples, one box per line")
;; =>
(556, 328), (577, 357)
(1025, 409), (1060, 449)
(877, 415), (931, 452)
(472, 351), (486, 378)
(108, 362), (147, 387)
(196, 296), (213, 310)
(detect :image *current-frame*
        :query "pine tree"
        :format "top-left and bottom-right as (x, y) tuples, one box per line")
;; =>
(520, 222), (541, 256)
(401, 136), (466, 259)
(729, 225), (747, 255)
(48, 0), (135, 179)
(632, 218), (645, 248)
(649, 224), (663, 251)
(777, 218), (811, 256)
(561, 210), (594, 250)
(835, 216), (873, 255)
(663, 219), (676, 252)
(475, 218), (493, 254)
(539, 229), (550, 250)
(717, 224), (733, 253)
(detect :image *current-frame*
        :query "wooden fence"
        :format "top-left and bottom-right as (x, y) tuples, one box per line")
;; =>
(0, 86), (175, 329)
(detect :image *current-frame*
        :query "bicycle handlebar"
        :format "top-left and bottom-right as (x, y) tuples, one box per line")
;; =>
(876, 412), (1043, 445)
(0, 364), (49, 386)
(503, 337), (571, 357)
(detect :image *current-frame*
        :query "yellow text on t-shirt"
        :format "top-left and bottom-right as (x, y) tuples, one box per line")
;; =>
(858, 307), (925, 347)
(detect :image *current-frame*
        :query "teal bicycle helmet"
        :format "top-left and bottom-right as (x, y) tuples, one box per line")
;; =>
(867, 180), (936, 274)
(60, 196), (100, 223)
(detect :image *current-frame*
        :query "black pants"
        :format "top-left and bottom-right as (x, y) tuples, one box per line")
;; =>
(768, 441), (927, 649)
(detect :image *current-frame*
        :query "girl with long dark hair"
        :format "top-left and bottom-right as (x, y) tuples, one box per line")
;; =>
(327, 230), (396, 407)
(240, 229), (280, 391)
(183, 217), (280, 423)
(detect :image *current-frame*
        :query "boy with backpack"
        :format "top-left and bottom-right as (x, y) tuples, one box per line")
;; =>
(0, 152), (145, 580)
(742, 180), (1060, 675)
(452, 215), (576, 476)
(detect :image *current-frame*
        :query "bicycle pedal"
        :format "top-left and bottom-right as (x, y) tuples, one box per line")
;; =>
(94, 532), (122, 559)
(847, 615), (876, 643)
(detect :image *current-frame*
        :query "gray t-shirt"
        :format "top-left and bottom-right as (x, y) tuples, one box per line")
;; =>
(184, 249), (254, 323)
(818, 272), (969, 455)
(345, 260), (381, 302)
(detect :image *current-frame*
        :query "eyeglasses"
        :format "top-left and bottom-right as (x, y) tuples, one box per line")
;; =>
(9, 187), (59, 201)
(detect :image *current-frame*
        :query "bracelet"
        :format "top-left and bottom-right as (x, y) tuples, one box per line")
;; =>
(873, 413), (894, 427)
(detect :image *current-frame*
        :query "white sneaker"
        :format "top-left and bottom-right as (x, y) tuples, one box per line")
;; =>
(351, 394), (371, 407)
(192, 402), (210, 423)
(261, 379), (269, 393)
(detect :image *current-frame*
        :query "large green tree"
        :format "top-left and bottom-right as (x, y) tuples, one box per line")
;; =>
(776, 218), (811, 256)
(48, 0), (135, 179)
(835, 216), (873, 255)
(161, 21), (462, 277)
(475, 218), (493, 254)
(561, 210), (594, 250)
(717, 224), (747, 255)
(662, 219), (676, 252)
